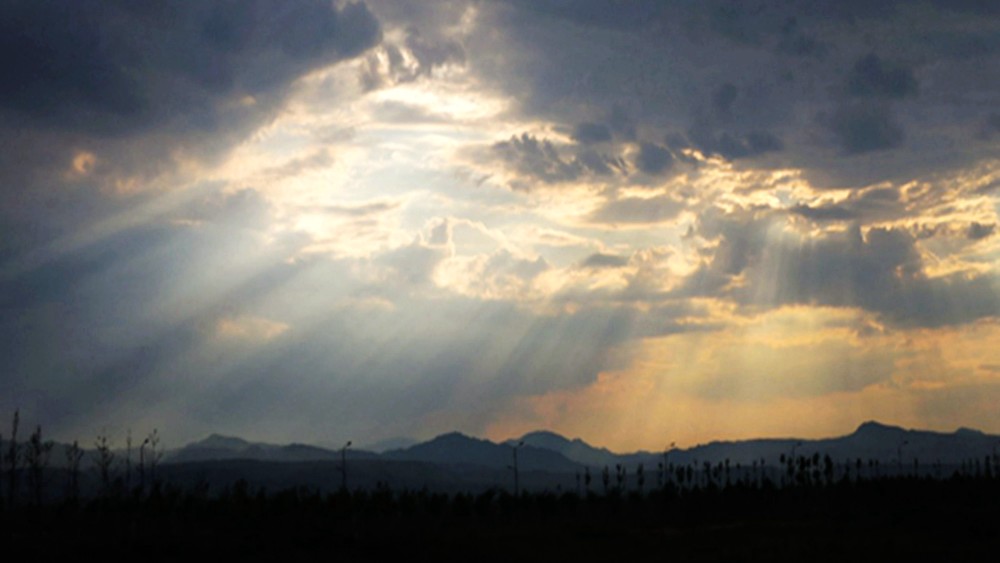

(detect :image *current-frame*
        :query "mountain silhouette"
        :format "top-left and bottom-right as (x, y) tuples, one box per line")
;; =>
(652, 420), (1000, 467)
(167, 434), (377, 463)
(362, 436), (418, 453)
(7, 420), (996, 496)
(384, 431), (580, 472)
(507, 430), (619, 467)
(14, 419), (997, 473)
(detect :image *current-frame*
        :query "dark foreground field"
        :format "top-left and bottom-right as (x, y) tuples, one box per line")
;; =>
(3, 477), (998, 562)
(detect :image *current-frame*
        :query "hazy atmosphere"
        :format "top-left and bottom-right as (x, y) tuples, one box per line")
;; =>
(2, 0), (998, 452)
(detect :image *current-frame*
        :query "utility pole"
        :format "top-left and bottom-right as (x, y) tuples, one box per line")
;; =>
(663, 441), (676, 489)
(138, 437), (150, 493)
(897, 440), (908, 475)
(510, 441), (524, 496)
(339, 440), (352, 492)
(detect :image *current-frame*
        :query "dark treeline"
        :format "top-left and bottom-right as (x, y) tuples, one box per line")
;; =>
(3, 412), (999, 561)
(2, 476), (998, 561)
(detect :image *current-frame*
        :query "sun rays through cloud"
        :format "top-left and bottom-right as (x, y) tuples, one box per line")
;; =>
(1, 0), (998, 451)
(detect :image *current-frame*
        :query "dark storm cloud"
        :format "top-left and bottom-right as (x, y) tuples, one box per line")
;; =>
(981, 113), (1000, 138)
(498, 0), (668, 31)
(688, 129), (784, 160)
(576, 149), (625, 176)
(846, 53), (919, 100)
(776, 17), (828, 58)
(918, 29), (1000, 60)
(572, 122), (613, 145)
(455, 0), (998, 189)
(608, 106), (638, 141)
(502, 0), (922, 48)
(0, 0), (382, 279)
(635, 142), (674, 175)
(0, 0), (380, 203)
(827, 103), (905, 155)
(712, 83), (739, 119)
(706, 1), (769, 46)
(684, 82), (786, 161)
(488, 132), (666, 187)
(923, 0), (1000, 16)
(0, 0), (379, 137)
(491, 133), (583, 185)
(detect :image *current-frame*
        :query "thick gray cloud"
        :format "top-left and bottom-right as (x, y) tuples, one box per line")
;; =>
(0, 0), (383, 293)
(689, 128), (785, 160)
(490, 133), (628, 185)
(635, 142), (674, 175)
(846, 53), (919, 100)
(3, 0), (999, 446)
(497, 0), (669, 31)
(775, 17), (828, 59)
(790, 186), (905, 223)
(572, 122), (613, 145)
(683, 208), (1000, 327)
(454, 0), (999, 187)
(0, 0), (379, 137)
(492, 133), (580, 184)
(827, 103), (905, 155)
(580, 253), (628, 269)
(577, 149), (626, 176)
(0, 0), (381, 232)
(791, 204), (857, 222)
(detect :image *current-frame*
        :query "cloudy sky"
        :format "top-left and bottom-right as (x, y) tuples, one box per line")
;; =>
(2, 0), (998, 452)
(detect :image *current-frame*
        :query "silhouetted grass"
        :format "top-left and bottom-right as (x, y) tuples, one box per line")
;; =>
(1, 475), (997, 561)
(2, 412), (997, 561)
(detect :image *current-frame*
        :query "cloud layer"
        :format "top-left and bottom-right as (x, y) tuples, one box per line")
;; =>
(1, 0), (998, 449)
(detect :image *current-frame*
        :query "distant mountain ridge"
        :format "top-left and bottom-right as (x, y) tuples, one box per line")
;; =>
(656, 420), (1000, 468)
(384, 431), (580, 472)
(6, 421), (997, 496)
(505, 430), (620, 467)
(162, 421), (1000, 470)
(165, 434), (378, 464)
(362, 436), (418, 453)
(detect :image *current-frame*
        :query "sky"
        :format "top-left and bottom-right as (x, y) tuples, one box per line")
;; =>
(1, 0), (998, 452)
